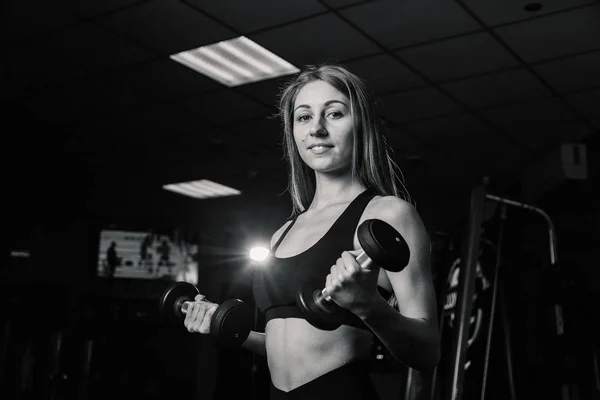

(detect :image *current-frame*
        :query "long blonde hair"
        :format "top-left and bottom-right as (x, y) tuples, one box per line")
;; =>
(278, 64), (412, 216)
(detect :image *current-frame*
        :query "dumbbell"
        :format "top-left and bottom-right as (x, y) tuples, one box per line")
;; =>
(296, 219), (410, 331)
(159, 281), (253, 348)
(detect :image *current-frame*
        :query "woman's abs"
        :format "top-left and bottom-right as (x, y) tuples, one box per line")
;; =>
(265, 318), (373, 392)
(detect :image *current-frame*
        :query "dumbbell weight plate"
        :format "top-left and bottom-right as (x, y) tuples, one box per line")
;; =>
(358, 219), (409, 272)
(297, 278), (346, 331)
(210, 299), (253, 348)
(159, 281), (199, 322)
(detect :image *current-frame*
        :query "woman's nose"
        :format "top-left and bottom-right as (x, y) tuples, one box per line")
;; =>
(309, 116), (327, 136)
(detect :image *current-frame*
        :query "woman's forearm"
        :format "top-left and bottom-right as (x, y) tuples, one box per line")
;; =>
(241, 331), (266, 357)
(356, 296), (440, 371)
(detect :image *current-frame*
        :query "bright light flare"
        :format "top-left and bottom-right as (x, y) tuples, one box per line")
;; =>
(249, 246), (270, 262)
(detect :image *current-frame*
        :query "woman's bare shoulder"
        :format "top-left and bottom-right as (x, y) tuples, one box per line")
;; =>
(364, 195), (417, 222)
(270, 219), (295, 249)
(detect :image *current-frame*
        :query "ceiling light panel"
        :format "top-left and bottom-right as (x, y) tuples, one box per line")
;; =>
(163, 179), (242, 199)
(170, 36), (299, 87)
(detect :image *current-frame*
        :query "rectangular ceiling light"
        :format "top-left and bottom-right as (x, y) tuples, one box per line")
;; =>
(163, 179), (242, 200)
(170, 36), (300, 87)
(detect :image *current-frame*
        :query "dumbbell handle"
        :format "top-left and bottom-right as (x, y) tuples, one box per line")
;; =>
(177, 299), (215, 316)
(320, 250), (372, 302)
(177, 299), (192, 316)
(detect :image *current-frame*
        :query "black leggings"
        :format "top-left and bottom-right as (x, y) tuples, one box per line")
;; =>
(269, 361), (380, 400)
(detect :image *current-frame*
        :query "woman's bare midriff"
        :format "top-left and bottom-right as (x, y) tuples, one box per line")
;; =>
(266, 317), (373, 392)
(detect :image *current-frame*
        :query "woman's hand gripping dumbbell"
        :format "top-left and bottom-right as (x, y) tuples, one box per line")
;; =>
(159, 282), (253, 348)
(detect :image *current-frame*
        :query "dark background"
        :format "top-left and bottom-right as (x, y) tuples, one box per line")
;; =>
(2, 0), (599, 399)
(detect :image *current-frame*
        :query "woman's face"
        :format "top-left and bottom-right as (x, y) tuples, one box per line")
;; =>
(292, 80), (354, 175)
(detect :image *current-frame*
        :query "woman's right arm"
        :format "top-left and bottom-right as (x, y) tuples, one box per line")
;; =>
(241, 331), (266, 357)
(185, 295), (267, 357)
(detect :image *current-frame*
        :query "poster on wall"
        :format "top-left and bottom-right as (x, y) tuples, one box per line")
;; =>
(97, 229), (198, 285)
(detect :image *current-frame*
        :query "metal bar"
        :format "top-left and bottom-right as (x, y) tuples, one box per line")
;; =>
(480, 205), (507, 400)
(447, 184), (486, 400)
(499, 280), (519, 400)
(484, 194), (558, 266)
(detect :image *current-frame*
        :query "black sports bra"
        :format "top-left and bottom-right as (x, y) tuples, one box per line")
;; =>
(252, 190), (388, 329)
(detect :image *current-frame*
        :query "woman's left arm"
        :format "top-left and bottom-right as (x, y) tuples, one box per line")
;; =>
(353, 197), (440, 371)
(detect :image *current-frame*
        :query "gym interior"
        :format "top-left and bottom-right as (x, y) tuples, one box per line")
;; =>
(2, 1), (599, 399)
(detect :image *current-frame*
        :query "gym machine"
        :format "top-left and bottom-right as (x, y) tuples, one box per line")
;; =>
(443, 183), (561, 400)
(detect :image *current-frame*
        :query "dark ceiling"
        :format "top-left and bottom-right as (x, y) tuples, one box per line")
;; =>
(4, 0), (600, 235)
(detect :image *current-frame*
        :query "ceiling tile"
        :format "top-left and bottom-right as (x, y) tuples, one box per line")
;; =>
(21, 77), (155, 124)
(109, 58), (222, 102)
(508, 122), (595, 150)
(340, 0), (480, 49)
(533, 51), (600, 94)
(481, 97), (580, 133)
(565, 87), (600, 120)
(99, 0), (237, 54)
(176, 90), (273, 125)
(460, 0), (597, 26)
(321, 0), (375, 8)
(236, 76), (291, 109)
(183, 0), (326, 33)
(249, 14), (380, 66)
(343, 54), (426, 94)
(377, 86), (464, 124)
(3, 0), (79, 44)
(494, 4), (600, 63)
(2, 42), (88, 98)
(430, 133), (527, 176)
(397, 31), (520, 83)
(230, 116), (282, 150)
(400, 113), (496, 146)
(117, 107), (203, 136)
(440, 67), (552, 109)
(52, 0), (149, 18)
(36, 22), (158, 75)
(67, 105), (202, 146)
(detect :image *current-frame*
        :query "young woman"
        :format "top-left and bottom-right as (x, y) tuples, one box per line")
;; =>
(185, 65), (440, 399)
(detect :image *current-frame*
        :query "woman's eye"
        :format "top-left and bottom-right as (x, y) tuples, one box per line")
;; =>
(328, 111), (343, 119)
(296, 115), (311, 122)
